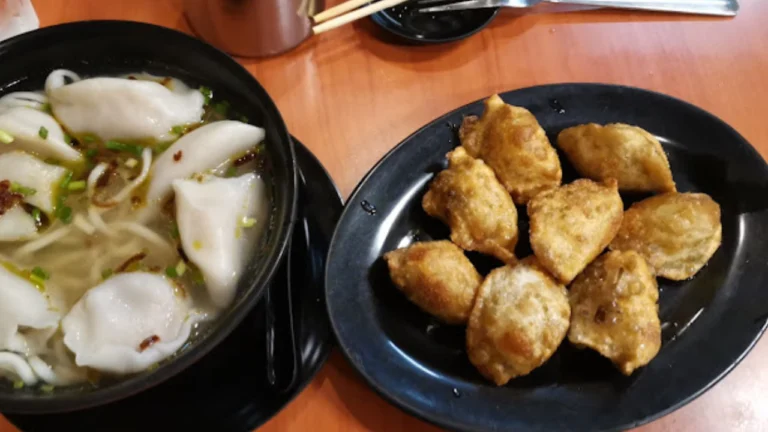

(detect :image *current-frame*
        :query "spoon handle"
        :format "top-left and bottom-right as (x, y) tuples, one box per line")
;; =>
(265, 223), (301, 392)
(548, 0), (738, 16)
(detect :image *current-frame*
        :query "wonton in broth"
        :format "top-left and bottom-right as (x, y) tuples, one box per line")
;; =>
(0, 70), (271, 390)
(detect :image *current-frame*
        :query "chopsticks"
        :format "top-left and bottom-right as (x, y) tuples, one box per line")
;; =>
(313, 0), (410, 34)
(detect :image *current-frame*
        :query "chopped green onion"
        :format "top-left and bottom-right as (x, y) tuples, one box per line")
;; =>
(240, 217), (257, 228)
(31, 208), (42, 225)
(101, 268), (113, 280)
(13, 380), (24, 389)
(239, 115), (249, 123)
(31, 266), (50, 280)
(175, 260), (187, 277)
(125, 158), (138, 168)
(105, 140), (143, 157)
(225, 166), (237, 177)
(169, 224), (179, 239)
(67, 180), (86, 192)
(10, 182), (36, 196)
(0, 129), (14, 144)
(171, 125), (186, 135)
(38, 126), (49, 139)
(58, 206), (73, 224)
(41, 103), (52, 114)
(40, 384), (55, 393)
(45, 158), (60, 165)
(85, 149), (98, 159)
(165, 266), (179, 278)
(59, 171), (73, 189)
(29, 274), (46, 286)
(199, 86), (212, 105)
(147, 363), (160, 372)
(213, 100), (230, 116)
(83, 135), (96, 143)
(153, 142), (172, 155)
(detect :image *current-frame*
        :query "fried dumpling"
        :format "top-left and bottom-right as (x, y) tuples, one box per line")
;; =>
(174, 173), (267, 309)
(144, 121), (265, 208)
(568, 251), (661, 375)
(558, 123), (676, 193)
(46, 69), (204, 142)
(467, 258), (570, 385)
(384, 241), (482, 324)
(422, 147), (518, 263)
(528, 178), (623, 284)
(0, 106), (83, 163)
(62, 272), (194, 374)
(0, 151), (68, 214)
(460, 94), (561, 204)
(609, 192), (721, 280)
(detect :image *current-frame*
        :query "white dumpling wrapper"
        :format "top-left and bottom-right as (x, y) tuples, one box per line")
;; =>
(0, 352), (38, 385)
(0, 106), (82, 163)
(0, 151), (68, 214)
(47, 73), (204, 142)
(145, 121), (265, 206)
(174, 174), (267, 309)
(0, 264), (59, 355)
(62, 272), (193, 374)
(0, 205), (37, 241)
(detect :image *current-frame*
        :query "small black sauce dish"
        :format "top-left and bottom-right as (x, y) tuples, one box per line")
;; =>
(370, 3), (499, 44)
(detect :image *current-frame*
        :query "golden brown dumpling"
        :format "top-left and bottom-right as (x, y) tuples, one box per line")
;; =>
(557, 123), (676, 193)
(568, 250), (661, 375)
(527, 178), (624, 284)
(384, 241), (482, 324)
(459, 94), (562, 204)
(422, 147), (518, 263)
(466, 258), (570, 385)
(609, 192), (722, 280)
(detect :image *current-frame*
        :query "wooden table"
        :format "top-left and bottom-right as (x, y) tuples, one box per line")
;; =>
(2, 0), (767, 431)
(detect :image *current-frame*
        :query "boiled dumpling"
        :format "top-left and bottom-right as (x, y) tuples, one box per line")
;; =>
(0, 106), (82, 163)
(0, 263), (60, 355)
(0, 151), (68, 214)
(0, 352), (38, 385)
(0, 205), (37, 241)
(145, 121), (265, 207)
(174, 173), (267, 309)
(61, 272), (194, 374)
(46, 69), (204, 142)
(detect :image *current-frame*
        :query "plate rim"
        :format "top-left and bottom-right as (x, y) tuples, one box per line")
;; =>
(324, 83), (768, 432)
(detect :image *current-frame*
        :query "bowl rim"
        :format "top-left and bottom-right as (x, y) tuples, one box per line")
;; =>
(0, 20), (298, 413)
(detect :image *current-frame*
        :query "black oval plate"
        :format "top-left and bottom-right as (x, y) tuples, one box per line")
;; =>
(370, 3), (498, 44)
(325, 84), (768, 432)
(7, 140), (342, 432)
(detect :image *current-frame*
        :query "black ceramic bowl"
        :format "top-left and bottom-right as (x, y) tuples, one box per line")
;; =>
(0, 21), (298, 413)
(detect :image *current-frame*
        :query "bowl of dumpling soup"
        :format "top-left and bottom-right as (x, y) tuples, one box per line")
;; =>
(0, 21), (298, 412)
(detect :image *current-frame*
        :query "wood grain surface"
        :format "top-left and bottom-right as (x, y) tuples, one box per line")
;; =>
(2, 0), (768, 431)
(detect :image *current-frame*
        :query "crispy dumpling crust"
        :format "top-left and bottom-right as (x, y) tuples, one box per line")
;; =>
(528, 178), (624, 284)
(557, 123), (676, 193)
(568, 250), (661, 375)
(422, 147), (518, 263)
(459, 95), (562, 204)
(384, 241), (482, 324)
(466, 258), (570, 385)
(609, 192), (722, 280)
